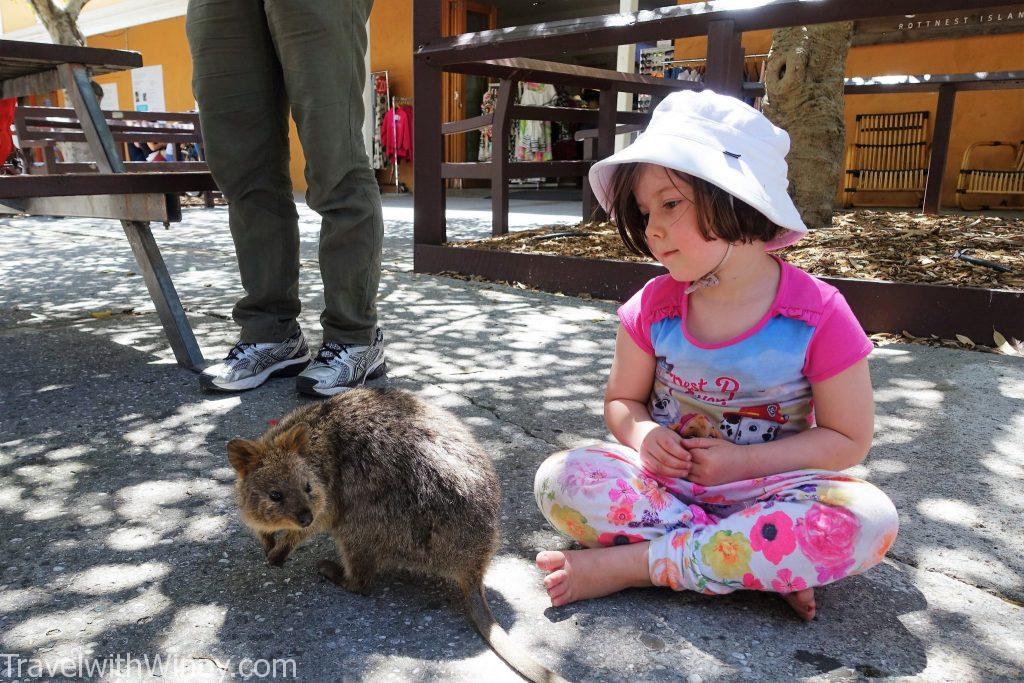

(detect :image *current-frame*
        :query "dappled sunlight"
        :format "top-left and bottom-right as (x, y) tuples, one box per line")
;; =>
(122, 397), (239, 452)
(106, 526), (164, 552)
(873, 378), (945, 408)
(917, 498), (982, 527)
(3, 198), (1022, 679)
(872, 415), (923, 445)
(160, 604), (228, 654)
(0, 588), (52, 615)
(66, 563), (170, 596)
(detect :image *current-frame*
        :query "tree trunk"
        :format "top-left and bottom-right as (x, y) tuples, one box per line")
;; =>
(26, 0), (93, 162)
(762, 22), (853, 229)
(27, 0), (88, 46)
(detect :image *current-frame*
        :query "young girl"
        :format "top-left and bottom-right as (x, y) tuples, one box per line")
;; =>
(534, 90), (899, 621)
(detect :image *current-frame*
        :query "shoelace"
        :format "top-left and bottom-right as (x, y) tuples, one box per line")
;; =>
(226, 343), (260, 364)
(313, 341), (354, 366)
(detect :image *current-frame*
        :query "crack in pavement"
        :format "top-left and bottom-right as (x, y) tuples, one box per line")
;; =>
(888, 553), (1024, 608)
(422, 379), (562, 451)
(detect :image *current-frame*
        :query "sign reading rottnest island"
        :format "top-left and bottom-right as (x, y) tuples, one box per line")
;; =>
(853, 6), (1024, 45)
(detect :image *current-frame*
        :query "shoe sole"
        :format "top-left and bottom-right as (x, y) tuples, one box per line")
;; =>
(200, 354), (311, 393)
(295, 358), (388, 398)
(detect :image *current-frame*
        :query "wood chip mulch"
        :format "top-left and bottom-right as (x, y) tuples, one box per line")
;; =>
(449, 209), (1024, 356)
(454, 209), (1024, 292)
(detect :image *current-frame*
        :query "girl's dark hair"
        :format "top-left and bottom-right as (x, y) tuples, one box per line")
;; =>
(607, 163), (785, 258)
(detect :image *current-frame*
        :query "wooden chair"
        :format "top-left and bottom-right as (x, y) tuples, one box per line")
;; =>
(955, 140), (1024, 209)
(842, 111), (930, 207)
(15, 106), (220, 207)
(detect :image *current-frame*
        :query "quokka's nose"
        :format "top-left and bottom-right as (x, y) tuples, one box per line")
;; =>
(297, 510), (313, 527)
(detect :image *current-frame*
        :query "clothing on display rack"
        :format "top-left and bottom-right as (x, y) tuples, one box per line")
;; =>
(370, 71), (389, 169)
(514, 81), (556, 163)
(477, 83), (499, 163)
(381, 102), (413, 164)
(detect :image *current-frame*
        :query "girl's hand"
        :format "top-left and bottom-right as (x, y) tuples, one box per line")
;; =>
(682, 438), (749, 486)
(639, 426), (691, 478)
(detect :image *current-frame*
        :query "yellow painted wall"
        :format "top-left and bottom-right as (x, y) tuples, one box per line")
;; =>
(87, 19), (192, 112)
(369, 0), (414, 190)
(845, 33), (1024, 208)
(2, 0), (126, 33)
(1, 0), (41, 32)
(672, 6), (1024, 208)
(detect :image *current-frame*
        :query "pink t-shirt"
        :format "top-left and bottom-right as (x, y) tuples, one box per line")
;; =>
(618, 258), (872, 444)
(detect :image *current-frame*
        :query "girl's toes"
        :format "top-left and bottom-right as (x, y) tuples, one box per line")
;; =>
(543, 569), (569, 590)
(547, 581), (570, 603)
(536, 551), (566, 572)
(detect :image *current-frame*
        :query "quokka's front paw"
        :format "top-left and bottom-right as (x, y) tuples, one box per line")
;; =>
(317, 559), (346, 586)
(267, 544), (293, 567)
(258, 531), (277, 555)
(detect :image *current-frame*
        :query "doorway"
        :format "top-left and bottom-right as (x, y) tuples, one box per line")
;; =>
(442, 0), (497, 186)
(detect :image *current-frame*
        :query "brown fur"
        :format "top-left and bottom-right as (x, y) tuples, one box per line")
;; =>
(228, 388), (567, 683)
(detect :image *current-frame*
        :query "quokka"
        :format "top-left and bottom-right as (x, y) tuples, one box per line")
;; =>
(228, 387), (567, 683)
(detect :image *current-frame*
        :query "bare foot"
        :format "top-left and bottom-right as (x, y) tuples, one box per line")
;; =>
(781, 587), (816, 621)
(535, 543), (652, 607)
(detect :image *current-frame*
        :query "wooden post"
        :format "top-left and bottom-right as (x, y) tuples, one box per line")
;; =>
(705, 19), (743, 97)
(582, 137), (598, 222)
(591, 88), (617, 223)
(59, 62), (205, 371)
(414, 0), (447, 246)
(490, 79), (514, 236)
(923, 83), (956, 215)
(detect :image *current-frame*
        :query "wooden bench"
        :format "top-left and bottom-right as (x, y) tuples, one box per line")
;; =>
(955, 140), (1024, 210)
(842, 111), (930, 207)
(0, 38), (224, 370)
(15, 105), (220, 207)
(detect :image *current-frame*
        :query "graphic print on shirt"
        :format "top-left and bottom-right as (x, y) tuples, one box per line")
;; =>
(719, 403), (789, 444)
(651, 384), (683, 428)
(648, 315), (816, 445)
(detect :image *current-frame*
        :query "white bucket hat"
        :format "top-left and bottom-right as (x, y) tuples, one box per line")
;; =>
(589, 89), (808, 251)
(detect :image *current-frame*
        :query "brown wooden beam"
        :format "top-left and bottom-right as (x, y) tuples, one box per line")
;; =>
(923, 83), (957, 215)
(444, 57), (703, 94)
(413, 0), (446, 246)
(20, 106), (200, 123)
(0, 68), (60, 99)
(0, 172), (217, 199)
(443, 160), (592, 179)
(596, 89), (617, 162)
(414, 245), (1024, 341)
(0, 192), (180, 222)
(705, 20), (744, 97)
(416, 0), (1019, 67)
(0, 39), (141, 72)
(575, 124), (646, 141)
(491, 79), (514, 237)
(441, 113), (494, 135)
(512, 105), (649, 125)
(844, 70), (1024, 94)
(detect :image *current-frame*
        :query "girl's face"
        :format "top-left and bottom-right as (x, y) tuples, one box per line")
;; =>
(633, 164), (728, 283)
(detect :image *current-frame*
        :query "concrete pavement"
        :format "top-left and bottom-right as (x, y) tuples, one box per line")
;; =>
(1, 194), (1022, 681)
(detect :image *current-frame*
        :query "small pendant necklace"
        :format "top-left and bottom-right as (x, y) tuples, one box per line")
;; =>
(684, 242), (733, 295)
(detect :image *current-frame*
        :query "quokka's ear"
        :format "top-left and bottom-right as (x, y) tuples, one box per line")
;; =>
(273, 424), (309, 454)
(227, 438), (265, 478)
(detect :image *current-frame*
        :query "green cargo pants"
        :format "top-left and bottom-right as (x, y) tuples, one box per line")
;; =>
(186, 0), (382, 345)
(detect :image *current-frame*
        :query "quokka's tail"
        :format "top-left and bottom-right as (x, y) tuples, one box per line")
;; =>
(463, 580), (570, 683)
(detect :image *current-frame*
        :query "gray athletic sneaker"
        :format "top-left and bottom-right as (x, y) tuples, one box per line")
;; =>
(296, 328), (387, 397)
(199, 330), (310, 392)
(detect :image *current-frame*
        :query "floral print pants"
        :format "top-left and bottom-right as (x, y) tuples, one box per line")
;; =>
(534, 443), (899, 595)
